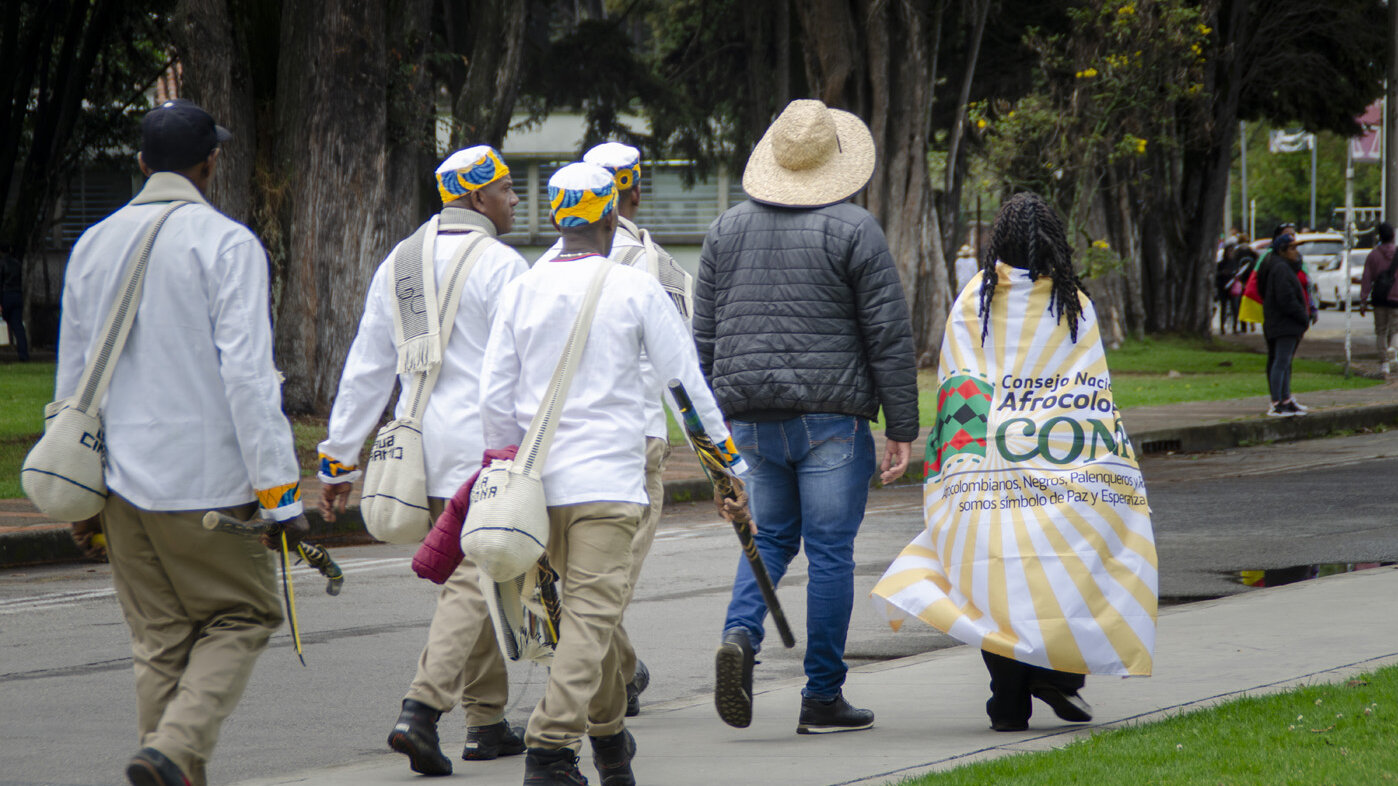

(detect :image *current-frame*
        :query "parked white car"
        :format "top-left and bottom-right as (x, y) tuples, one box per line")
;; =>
(1311, 248), (1369, 308)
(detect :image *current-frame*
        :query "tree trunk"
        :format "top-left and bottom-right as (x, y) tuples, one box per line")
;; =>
(272, 0), (429, 413)
(797, 0), (951, 363)
(173, 0), (255, 222)
(446, 0), (527, 149)
(941, 0), (991, 259)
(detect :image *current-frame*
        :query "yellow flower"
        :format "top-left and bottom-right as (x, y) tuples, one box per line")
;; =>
(976, 118), (987, 130)
(1092, 239), (1111, 250)
(1186, 83), (1203, 95)
(1190, 43), (1202, 56)
(1197, 23), (1212, 36)
(1118, 3), (1136, 14)
(1076, 67), (1099, 78)
(1135, 138), (1148, 154)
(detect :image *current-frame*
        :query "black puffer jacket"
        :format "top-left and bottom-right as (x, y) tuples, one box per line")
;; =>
(694, 200), (919, 442)
(1260, 255), (1310, 340)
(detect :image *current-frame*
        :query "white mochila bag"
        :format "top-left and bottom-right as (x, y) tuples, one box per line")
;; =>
(22, 202), (189, 521)
(360, 219), (491, 544)
(462, 259), (616, 582)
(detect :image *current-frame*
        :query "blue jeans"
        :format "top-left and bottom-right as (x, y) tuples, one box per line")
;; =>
(722, 414), (876, 700)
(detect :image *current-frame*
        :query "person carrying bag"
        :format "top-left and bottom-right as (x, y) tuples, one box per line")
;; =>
(22, 201), (189, 521)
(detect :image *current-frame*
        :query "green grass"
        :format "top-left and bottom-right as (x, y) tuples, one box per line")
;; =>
(894, 665), (1398, 785)
(1104, 336), (1380, 409)
(0, 361), (53, 498)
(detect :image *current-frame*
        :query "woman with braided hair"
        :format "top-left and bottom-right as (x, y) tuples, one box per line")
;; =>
(873, 190), (1157, 732)
(977, 191), (1089, 345)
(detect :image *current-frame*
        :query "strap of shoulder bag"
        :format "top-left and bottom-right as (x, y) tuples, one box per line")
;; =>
(401, 226), (494, 420)
(73, 201), (191, 415)
(513, 258), (617, 478)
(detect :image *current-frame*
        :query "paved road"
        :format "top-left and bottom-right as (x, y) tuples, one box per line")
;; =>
(2, 432), (1396, 786)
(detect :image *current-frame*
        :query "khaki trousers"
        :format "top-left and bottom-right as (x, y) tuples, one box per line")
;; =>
(525, 501), (643, 750)
(1375, 306), (1397, 359)
(103, 493), (282, 786)
(612, 437), (670, 684)
(404, 498), (509, 726)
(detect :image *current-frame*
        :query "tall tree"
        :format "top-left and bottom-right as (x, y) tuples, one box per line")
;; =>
(175, 0), (434, 413)
(796, 0), (952, 361)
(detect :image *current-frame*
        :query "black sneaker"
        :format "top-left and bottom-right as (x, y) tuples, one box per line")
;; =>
(126, 748), (191, 786)
(463, 719), (526, 760)
(524, 747), (589, 785)
(387, 698), (452, 776)
(589, 729), (636, 786)
(1029, 683), (1093, 723)
(714, 629), (755, 728)
(625, 659), (650, 717)
(796, 692), (874, 734)
(989, 718), (1030, 732)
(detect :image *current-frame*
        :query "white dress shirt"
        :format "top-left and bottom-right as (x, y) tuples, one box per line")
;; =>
(56, 173), (302, 520)
(480, 254), (727, 506)
(538, 220), (676, 440)
(318, 224), (528, 498)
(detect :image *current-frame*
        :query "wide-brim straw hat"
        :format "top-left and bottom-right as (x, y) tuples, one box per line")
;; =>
(743, 99), (876, 208)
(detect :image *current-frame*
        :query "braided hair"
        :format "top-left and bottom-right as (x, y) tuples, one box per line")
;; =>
(977, 191), (1089, 345)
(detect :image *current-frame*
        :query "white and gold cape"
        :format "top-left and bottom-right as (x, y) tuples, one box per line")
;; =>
(871, 264), (1158, 676)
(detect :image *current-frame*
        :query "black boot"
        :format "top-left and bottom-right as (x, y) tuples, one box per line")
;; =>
(463, 719), (527, 760)
(714, 629), (754, 728)
(589, 729), (636, 786)
(796, 692), (874, 734)
(126, 748), (190, 786)
(1030, 682), (1093, 723)
(387, 698), (452, 776)
(523, 747), (589, 785)
(625, 659), (650, 717)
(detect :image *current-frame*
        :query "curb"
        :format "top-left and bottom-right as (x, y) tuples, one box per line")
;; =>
(5, 403), (1398, 569)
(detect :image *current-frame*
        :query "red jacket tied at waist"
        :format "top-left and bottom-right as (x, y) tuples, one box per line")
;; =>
(411, 446), (518, 584)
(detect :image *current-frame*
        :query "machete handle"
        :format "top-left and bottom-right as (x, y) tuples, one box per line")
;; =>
(201, 511), (272, 535)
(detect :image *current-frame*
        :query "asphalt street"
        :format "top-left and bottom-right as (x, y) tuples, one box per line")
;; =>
(1, 431), (1396, 786)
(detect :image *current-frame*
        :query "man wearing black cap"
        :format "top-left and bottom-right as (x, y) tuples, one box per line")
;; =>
(55, 98), (307, 786)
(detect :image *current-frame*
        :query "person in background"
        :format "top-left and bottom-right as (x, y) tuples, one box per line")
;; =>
(0, 243), (29, 361)
(1358, 222), (1398, 375)
(1259, 233), (1311, 417)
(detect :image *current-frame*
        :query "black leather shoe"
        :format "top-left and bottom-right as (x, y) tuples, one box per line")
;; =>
(589, 729), (636, 786)
(126, 748), (190, 786)
(990, 718), (1030, 732)
(714, 629), (755, 728)
(625, 659), (650, 717)
(463, 719), (526, 760)
(387, 698), (452, 776)
(524, 747), (589, 785)
(796, 692), (874, 734)
(1030, 683), (1093, 722)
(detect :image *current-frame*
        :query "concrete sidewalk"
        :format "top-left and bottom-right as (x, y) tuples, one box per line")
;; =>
(3, 377), (1397, 567)
(224, 564), (1398, 785)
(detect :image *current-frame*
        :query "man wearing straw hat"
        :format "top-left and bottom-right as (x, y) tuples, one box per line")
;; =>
(536, 141), (694, 718)
(317, 145), (530, 776)
(697, 99), (918, 734)
(56, 98), (308, 786)
(480, 162), (732, 785)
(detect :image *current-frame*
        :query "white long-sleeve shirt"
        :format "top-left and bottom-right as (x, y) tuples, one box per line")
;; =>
(56, 172), (302, 520)
(537, 218), (675, 440)
(480, 254), (726, 506)
(318, 223), (528, 498)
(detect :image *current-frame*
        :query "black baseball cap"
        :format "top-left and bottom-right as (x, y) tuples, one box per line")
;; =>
(140, 99), (232, 172)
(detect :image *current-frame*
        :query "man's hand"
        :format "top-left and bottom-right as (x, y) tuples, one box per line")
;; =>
(70, 515), (107, 562)
(320, 481), (352, 523)
(260, 513), (311, 551)
(880, 440), (912, 485)
(716, 476), (753, 533)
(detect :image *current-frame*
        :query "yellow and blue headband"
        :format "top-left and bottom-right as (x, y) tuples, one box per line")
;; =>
(548, 163), (617, 228)
(583, 142), (642, 192)
(435, 146), (509, 204)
